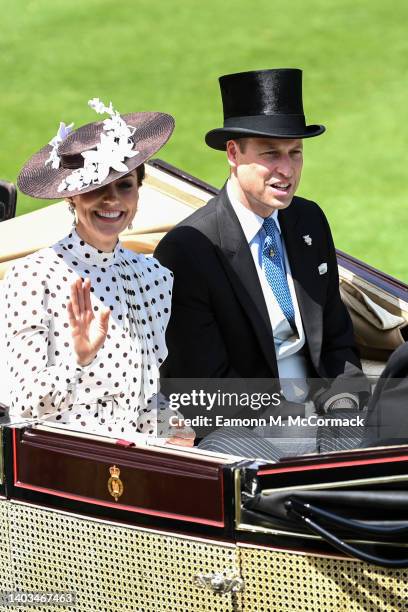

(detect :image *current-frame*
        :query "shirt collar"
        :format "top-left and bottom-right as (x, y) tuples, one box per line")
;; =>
(226, 179), (281, 244)
(61, 229), (125, 267)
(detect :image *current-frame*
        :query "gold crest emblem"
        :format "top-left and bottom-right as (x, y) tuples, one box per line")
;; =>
(107, 465), (124, 502)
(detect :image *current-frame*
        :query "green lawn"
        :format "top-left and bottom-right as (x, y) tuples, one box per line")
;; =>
(1, 0), (407, 280)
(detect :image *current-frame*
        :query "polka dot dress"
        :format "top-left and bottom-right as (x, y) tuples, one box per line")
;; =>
(3, 229), (177, 440)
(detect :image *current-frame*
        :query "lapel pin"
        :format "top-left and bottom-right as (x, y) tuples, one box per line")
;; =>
(303, 235), (312, 246)
(318, 262), (328, 275)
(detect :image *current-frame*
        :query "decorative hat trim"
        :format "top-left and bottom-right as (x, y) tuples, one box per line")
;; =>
(45, 122), (75, 170)
(45, 98), (140, 193)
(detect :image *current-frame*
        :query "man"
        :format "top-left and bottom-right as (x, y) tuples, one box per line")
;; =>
(155, 69), (363, 456)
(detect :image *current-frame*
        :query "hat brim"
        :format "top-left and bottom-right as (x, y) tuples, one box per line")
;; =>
(205, 124), (325, 151)
(18, 112), (175, 199)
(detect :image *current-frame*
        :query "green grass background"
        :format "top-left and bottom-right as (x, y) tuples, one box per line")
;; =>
(1, 0), (407, 280)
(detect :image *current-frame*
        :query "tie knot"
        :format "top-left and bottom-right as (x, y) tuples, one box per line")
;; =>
(263, 216), (278, 236)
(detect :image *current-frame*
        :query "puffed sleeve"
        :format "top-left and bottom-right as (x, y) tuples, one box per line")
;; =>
(3, 261), (84, 419)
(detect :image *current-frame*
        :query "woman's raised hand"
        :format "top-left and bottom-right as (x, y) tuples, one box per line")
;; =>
(67, 278), (110, 366)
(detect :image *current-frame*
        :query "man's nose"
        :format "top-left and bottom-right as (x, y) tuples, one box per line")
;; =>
(275, 155), (292, 177)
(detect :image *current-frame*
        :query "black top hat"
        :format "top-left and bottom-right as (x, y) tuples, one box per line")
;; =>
(205, 68), (325, 150)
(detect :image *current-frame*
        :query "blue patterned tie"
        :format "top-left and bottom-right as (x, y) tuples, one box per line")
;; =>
(262, 217), (295, 328)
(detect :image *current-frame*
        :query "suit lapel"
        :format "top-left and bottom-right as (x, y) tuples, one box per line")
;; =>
(279, 202), (323, 370)
(215, 188), (279, 375)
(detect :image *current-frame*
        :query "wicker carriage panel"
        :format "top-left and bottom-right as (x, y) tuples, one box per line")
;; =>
(238, 545), (408, 612)
(6, 502), (240, 612)
(0, 501), (13, 593)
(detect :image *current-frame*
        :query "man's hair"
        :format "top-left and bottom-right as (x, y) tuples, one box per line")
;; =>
(136, 163), (145, 186)
(235, 139), (247, 153)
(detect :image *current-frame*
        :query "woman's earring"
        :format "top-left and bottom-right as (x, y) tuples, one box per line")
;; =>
(128, 221), (133, 230)
(68, 201), (76, 226)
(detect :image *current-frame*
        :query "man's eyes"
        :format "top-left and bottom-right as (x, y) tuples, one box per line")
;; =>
(118, 181), (133, 189)
(261, 150), (303, 157)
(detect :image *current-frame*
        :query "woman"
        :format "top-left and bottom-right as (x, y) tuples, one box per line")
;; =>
(4, 98), (192, 445)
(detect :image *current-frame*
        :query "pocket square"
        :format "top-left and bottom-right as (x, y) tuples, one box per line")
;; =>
(318, 263), (328, 275)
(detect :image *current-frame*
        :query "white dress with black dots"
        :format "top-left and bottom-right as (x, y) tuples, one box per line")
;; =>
(3, 229), (178, 440)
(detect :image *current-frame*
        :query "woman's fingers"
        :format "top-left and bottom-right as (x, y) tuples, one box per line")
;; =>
(166, 419), (196, 447)
(98, 307), (111, 336)
(166, 434), (195, 447)
(67, 300), (77, 329)
(83, 278), (92, 314)
(70, 278), (92, 319)
(70, 280), (80, 318)
(76, 277), (85, 314)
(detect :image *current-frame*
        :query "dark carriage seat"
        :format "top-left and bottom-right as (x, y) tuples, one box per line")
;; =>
(0, 180), (17, 223)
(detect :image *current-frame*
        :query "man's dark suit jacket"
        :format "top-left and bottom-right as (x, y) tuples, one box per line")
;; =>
(363, 342), (408, 447)
(154, 187), (361, 382)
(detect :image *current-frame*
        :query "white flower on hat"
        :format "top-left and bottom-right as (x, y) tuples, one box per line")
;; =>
(45, 121), (74, 169)
(88, 98), (114, 115)
(61, 169), (86, 192)
(56, 98), (139, 193)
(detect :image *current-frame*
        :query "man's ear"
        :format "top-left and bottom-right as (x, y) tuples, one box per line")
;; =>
(226, 140), (238, 169)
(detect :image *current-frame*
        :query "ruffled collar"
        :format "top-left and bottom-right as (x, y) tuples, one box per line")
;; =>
(61, 229), (125, 267)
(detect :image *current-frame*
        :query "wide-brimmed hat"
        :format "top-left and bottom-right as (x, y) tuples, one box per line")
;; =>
(18, 99), (175, 199)
(205, 69), (325, 151)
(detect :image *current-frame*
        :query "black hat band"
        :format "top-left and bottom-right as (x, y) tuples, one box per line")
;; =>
(60, 153), (84, 169)
(223, 114), (306, 132)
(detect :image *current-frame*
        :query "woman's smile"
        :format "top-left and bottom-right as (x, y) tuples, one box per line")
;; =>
(94, 209), (126, 222)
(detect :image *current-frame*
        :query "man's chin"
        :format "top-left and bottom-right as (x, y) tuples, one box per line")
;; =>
(247, 194), (293, 216)
(270, 197), (292, 210)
